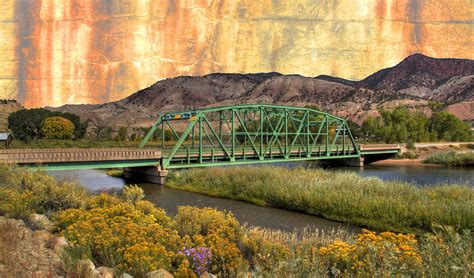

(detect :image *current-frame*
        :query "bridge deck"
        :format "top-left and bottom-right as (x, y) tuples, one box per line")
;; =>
(0, 144), (400, 170)
(0, 148), (162, 164)
(359, 144), (401, 155)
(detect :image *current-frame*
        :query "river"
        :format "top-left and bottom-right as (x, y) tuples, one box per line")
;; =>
(48, 164), (472, 232)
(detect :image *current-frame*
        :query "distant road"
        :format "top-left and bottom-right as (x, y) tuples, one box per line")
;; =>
(414, 142), (473, 147)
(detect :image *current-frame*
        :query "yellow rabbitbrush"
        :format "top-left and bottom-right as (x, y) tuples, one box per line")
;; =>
(320, 229), (422, 275)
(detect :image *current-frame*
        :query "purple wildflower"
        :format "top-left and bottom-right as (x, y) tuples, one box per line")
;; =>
(181, 246), (212, 275)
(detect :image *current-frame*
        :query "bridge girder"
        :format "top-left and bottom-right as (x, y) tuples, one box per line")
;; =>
(139, 104), (360, 169)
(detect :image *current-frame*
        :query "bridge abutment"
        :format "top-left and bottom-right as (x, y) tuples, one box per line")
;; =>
(124, 166), (168, 184)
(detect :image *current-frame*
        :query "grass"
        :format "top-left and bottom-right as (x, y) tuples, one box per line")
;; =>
(167, 166), (474, 234)
(424, 151), (474, 167)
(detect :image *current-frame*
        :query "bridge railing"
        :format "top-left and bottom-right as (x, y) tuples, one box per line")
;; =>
(0, 148), (162, 164)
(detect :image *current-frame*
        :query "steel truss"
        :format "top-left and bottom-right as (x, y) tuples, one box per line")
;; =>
(139, 104), (360, 169)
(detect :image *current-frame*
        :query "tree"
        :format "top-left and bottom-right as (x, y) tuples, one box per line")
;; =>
(346, 120), (362, 139)
(8, 108), (85, 142)
(8, 108), (52, 142)
(88, 117), (109, 139)
(41, 117), (75, 139)
(51, 112), (86, 138)
(361, 106), (471, 143)
(362, 107), (429, 143)
(116, 127), (128, 141)
(429, 112), (472, 142)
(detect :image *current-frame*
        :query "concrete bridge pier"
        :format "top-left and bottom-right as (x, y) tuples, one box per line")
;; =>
(123, 166), (168, 184)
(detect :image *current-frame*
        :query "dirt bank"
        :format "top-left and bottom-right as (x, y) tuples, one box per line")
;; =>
(371, 143), (473, 167)
(0, 217), (66, 277)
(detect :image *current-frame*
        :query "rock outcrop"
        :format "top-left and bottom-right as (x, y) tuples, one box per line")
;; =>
(0, 217), (64, 277)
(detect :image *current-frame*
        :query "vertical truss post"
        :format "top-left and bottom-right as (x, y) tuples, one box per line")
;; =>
(231, 109), (235, 161)
(191, 125), (195, 149)
(285, 109), (288, 158)
(325, 115), (329, 155)
(328, 122), (343, 155)
(161, 121), (165, 149)
(343, 122), (346, 155)
(260, 107), (264, 159)
(199, 116), (203, 164)
(219, 111), (222, 141)
(306, 113), (310, 157)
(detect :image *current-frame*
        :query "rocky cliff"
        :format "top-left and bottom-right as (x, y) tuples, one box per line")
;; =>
(1, 0), (473, 107)
(51, 54), (474, 127)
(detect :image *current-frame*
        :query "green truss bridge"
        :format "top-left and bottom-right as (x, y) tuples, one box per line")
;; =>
(0, 104), (401, 183)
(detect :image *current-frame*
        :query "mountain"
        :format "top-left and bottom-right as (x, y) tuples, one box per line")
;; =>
(49, 54), (474, 128)
(357, 54), (474, 98)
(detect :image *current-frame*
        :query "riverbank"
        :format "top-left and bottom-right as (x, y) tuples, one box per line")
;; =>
(373, 143), (473, 167)
(0, 165), (472, 277)
(166, 166), (473, 234)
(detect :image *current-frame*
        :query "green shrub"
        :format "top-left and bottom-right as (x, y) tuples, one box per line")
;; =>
(121, 185), (145, 204)
(397, 150), (418, 159)
(361, 107), (473, 143)
(0, 164), (89, 219)
(406, 139), (415, 150)
(105, 169), (123, 177)
(424, 151), (474, 166)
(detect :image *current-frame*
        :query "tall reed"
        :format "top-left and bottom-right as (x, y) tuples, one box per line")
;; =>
(167, 166), (473, 233)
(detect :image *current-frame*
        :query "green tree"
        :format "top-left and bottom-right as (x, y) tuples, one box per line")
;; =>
(41, 116), (75, 139)
(116, 127), (128, 141)
(361, 106), (471, 143)
(362, 107), (430, 143)
(429, 112), (472, 142)
(428, 101), (444, 112)
(346, 120), (362, 139)
(8, 108), (85, 142)
(8, 108), (52, 142)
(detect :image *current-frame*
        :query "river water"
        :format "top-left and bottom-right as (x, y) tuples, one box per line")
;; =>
(48, 164), (472, 232)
